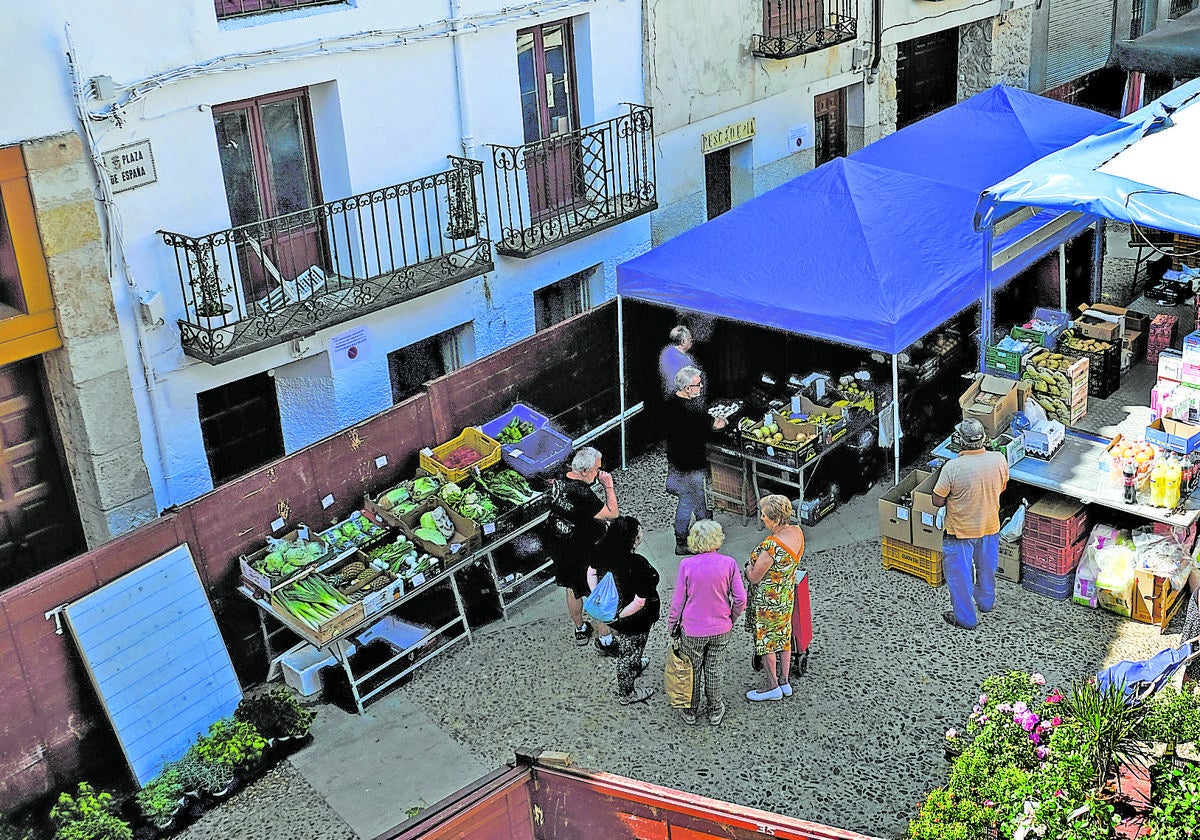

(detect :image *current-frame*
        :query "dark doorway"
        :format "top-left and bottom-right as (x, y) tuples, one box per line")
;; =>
(897, 29), (959, 128)
(814, 87), (847, 165)
(0, 358), (86, 590)
(198, 372), (285, 486)
(705, 147), (732, 220)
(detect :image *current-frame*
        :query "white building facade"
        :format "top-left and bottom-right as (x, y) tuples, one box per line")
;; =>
(0, 0), (652, 579)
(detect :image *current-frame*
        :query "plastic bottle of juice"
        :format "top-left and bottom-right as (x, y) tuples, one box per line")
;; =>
(1165, 456), (1183, 509)
(1150, 461), (1167, 507)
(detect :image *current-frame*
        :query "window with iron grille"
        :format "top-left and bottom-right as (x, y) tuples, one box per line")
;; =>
(534, 266), (596, 331)
(1169, 0), (1196, 18)
(387, 325), (473, 405)
(1130, 0), (1146, 39)
(814, 88), (847, 166)
(198, 372), (285, 486)
(215, 0), (342, 20)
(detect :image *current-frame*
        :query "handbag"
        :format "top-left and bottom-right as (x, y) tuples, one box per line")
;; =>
(582, 571), (619, 623)
(664, 639), (693, 709)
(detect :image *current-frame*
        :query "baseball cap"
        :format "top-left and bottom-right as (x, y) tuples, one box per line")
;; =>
(955, 418), (987, 448)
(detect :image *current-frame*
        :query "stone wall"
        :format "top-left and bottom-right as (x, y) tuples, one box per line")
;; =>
(959, 7), (1033, 98)
(22, 132), (156, 545)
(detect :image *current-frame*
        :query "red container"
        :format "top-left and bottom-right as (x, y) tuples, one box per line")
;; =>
(1020, 535), (1087, 575)
(1022, 498), (1088, 546)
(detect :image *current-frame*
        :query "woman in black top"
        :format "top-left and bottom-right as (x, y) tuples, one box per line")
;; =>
(588, 516), (660, 705)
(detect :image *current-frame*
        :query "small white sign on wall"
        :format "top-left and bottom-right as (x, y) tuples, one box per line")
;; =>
(102, 139), (157, 193)
(329, 325), (370, 369)
(788, 124), (812, 152)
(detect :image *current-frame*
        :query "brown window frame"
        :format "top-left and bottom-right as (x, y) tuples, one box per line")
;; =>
(215, 0), (341, 21)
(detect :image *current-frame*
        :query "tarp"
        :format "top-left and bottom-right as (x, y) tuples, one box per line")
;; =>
(617, 86), (1115, 355)
(1115, 9), (1200, 78)
(977, 76), (1200, 239)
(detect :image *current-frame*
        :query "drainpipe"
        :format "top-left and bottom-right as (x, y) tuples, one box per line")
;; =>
(868, 0), (882, 84)
(449, 0), (476, 160)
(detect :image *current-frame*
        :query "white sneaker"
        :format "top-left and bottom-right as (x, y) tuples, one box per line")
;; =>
(780, 683), (792, 698)
(746, 686), (784, 702)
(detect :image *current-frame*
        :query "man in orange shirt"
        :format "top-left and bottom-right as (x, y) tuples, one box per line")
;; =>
(932, 418), (1009, 630)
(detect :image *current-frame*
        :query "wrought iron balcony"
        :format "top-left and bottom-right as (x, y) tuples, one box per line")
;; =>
(160, 157), (491, 364)
(488, 105), (656, 259)
(215, 0), (341, 20)
(753, 0), (857, 60)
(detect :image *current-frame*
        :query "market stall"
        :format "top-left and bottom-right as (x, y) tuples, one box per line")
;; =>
(239, 406), (565, 713)
(617, 85), (1114, 488)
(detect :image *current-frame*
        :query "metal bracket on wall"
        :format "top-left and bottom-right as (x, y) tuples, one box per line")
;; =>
(45, 603), (70, 635)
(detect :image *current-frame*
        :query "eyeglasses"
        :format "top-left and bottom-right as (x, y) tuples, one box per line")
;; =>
(685, 381), (702, 391)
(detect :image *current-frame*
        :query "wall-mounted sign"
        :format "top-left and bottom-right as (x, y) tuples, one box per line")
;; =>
(788, 124), (812, 152)
(330, 325), (370, 369)
(701, 117), (756, 154)
(102, 139), (157, 193)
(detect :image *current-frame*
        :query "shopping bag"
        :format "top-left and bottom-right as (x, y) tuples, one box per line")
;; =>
(582, 571), (619, 622)
(664, 640), (693, 709)
(999, 499), (1028, 544)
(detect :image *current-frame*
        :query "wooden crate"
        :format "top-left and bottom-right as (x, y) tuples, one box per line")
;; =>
(1172, 233), (1200, 273)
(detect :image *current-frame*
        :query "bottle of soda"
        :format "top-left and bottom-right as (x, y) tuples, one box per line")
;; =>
(1123, 459), (1138, 505)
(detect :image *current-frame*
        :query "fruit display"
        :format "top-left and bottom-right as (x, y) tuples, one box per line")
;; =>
(1058, 332), (1113, 356)
(1022, 350), (1088, 425)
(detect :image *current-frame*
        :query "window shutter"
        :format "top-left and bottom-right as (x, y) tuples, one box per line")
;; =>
(1045, 0), (1115, 89)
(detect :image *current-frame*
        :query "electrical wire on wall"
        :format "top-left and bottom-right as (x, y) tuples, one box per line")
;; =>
(78, 0), (601, 125)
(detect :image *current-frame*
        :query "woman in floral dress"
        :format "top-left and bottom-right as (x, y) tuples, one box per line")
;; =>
(745, 494), (805, 702)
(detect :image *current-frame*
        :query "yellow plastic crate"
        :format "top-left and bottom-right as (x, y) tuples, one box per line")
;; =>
(420, 427), (502, 483)
(881, 537), (945, 587)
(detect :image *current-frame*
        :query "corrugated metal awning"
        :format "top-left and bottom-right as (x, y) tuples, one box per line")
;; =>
(1046, 0), (1116, 88)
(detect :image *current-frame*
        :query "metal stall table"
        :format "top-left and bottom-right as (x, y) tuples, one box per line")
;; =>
(245, 512), (554, 714)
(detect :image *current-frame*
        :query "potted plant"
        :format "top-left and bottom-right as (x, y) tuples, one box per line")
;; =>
(444, 166), (480, 240)
(134, 765), (186, 831)
(189, 718), (268, 777)
(48, 782), (132, 840)
(173, 751), (234, 799)
(186, 240), (233, 327)
(234, 685), (316, 742)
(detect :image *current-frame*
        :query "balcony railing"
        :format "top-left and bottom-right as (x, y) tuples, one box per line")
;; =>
(160, 157), (491, 364)
(215, 0), (341, 20)
(753, 1), (857, 60)
(488, 105), (656, 259)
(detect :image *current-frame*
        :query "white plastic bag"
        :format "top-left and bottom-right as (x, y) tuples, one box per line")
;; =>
(1024, 396), (1049, 427)
(999, 499), (1028, 544)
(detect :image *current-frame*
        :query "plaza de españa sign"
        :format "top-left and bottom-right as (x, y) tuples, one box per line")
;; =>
(102, 139), (157, 193)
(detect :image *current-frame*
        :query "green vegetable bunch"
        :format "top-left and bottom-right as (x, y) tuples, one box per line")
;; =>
(414, 507), (455, 546)
(255, 534), (326, 578)
(439, 481), (498, 523)
(275, 576), (351, 629)
(479, 468), (539, 506)
(496, 416), (536, 444)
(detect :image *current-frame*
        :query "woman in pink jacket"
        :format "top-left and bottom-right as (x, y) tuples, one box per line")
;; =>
(666, 520), (748, 726)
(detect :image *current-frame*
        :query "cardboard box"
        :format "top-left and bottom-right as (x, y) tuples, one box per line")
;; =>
(1131, 569), (1188, 630)
(239, 525), (340, 595)
(1158, 348), (1184, 382)
(997, 540), (1021, 582)
(877, 470), (930, 544)
(1184, 362), (1200, 386)
(911, 472), (945, 552)
(959, 375), (1023, 440)
(1185, 331), (1200, 366)
(988, 432), (1026, 467)
(1074, 314), (1122, 343)
(1024, 420), (1066, 458)
(1146, 416), (1200, 454)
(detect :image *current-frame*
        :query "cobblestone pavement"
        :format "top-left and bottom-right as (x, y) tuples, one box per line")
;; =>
(178, 445), (1188, 840)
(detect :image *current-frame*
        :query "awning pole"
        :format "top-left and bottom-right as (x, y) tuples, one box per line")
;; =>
(891, 353), (901, 485)
(1090, 218), (1105, 303)
(617, 295), (628, 470)
(1058, 243), (1068, 311)
(980, 225), (995, 373)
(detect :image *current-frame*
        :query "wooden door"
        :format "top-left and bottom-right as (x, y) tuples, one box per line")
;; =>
(814, 87), (847, 165)
(214, 90), (326, 308)
(0, 359), (85, 590)
(896, 29), (959, 128)
(517, 22), (581, 221)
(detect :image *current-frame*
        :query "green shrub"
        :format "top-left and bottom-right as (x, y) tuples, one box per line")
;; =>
(1138, 685), (1200, 744)
(134, 765), (185, 826)
(234, 685), (315, 740)
(1148, 761), (1200, 839)
(189, 718), (267, 772)
(47, 783), (131, 840)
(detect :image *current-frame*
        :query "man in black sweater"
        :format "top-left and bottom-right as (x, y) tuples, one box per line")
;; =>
(664, 365), (726, 555)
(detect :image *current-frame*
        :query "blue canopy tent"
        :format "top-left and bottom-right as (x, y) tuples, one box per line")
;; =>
(616, 85), (1114, 481)
(975, 77), (1200, 386)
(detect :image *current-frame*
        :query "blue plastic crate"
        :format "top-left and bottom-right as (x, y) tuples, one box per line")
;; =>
(481, 403), (550, 442)
(501, 426), (572, 477)
(1021, 565), (1073, 601)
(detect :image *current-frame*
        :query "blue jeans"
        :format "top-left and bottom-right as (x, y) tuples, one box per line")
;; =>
(667, 468), (708, 541)
(942, 533), (999, 629)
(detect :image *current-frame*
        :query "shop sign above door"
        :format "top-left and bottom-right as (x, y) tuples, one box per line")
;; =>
(701, 118), (756, 154)
(102, 139), (157, 193)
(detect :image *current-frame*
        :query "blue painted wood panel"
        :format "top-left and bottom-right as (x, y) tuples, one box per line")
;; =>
(64, 544), (242, 786)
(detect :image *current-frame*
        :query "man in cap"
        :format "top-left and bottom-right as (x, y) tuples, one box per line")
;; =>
(931, 417), (1009, 629)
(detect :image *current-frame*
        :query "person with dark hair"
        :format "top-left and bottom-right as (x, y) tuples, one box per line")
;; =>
(659, 325), (696, 396)
(545, 447), (619, 646)
(664, 365), (726, 555)
(932, 417), (1009, 630)
(588, 516), (660, 706)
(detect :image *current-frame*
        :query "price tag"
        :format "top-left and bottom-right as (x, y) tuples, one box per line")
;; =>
(321, 494), (334, 509)
(790, 394), (801, 414)
(297, 525), (309, 541)
(766, 446), (775, 456)
(375, 455), (388, 468)
(510, 448), (524, 458)
(270, 517), (286, 533)
(483, 522), (496, 535)
(363, 589), (388, 617)
(921, 511), (936, 526)
(411, 572), (427, 587)
(762, 413), (772, 426)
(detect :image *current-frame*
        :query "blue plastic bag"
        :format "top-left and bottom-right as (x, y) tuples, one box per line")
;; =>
(583, 572), (619, 623)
